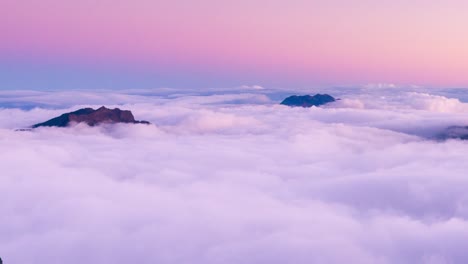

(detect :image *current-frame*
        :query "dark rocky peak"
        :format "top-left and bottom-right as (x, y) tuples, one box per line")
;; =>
(32, 106), (150, 128)
(280, 94), (336, 107)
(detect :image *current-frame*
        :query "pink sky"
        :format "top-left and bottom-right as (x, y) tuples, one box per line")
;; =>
(1, 0), (468, 88)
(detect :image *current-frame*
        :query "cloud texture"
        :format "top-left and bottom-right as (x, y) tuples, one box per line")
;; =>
(1, 89), (468, 263)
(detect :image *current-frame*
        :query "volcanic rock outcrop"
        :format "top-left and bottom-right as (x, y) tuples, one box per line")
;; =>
(280, 94), (336, 107)
(33, 106), (150, 128)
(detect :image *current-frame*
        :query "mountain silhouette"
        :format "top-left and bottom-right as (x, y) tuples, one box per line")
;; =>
(281, 94), (336, 107)
(33, 106), (150, 128)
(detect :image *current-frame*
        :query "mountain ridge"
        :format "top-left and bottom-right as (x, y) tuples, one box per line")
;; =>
(32, 106), (150, 128)
(280, 94), (336, 107)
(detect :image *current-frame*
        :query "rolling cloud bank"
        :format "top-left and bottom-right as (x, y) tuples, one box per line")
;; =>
(1, 88), (468, 263)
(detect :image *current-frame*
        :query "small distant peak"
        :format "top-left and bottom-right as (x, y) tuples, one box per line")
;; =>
(280, 93), (336, 108)
(15, 128), (33, 132)
(438, 126), (468, 140)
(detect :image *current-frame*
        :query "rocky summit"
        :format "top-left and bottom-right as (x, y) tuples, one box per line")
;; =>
(32, 106), (150, 128)
(280, 94), (336, 107)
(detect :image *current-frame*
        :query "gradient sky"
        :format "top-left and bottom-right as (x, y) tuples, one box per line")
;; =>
(1, 0), (468, 90)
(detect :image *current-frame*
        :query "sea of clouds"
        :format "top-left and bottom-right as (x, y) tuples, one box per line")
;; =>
(1, 87), (468, 264)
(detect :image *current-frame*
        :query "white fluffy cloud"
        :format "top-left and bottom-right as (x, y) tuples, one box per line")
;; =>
(1, 89), (468, 263)
(331, 92), (468, 113)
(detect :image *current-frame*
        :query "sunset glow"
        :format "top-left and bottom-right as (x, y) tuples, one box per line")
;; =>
(2, 0), (468, 89)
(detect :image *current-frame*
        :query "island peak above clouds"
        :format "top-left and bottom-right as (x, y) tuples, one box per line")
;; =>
(280, 94), (336, 108)
(32, 106), (150, 128)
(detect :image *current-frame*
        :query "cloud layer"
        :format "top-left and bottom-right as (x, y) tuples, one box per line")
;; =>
(1, 89), (468, 263)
